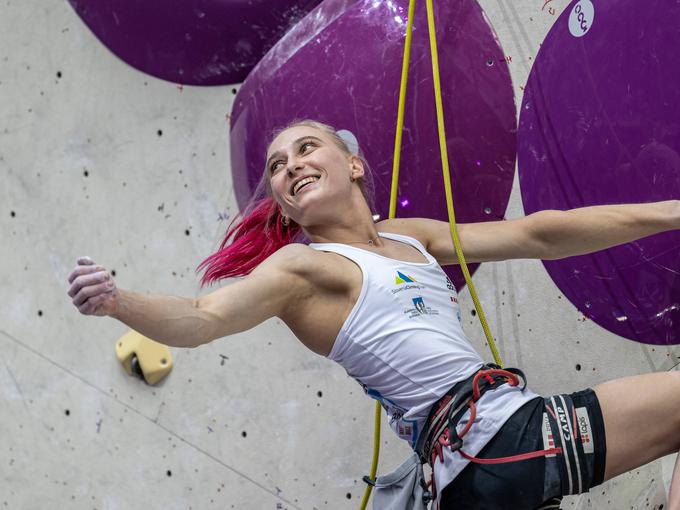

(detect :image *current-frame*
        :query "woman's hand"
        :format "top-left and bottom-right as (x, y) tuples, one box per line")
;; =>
(67, 257), (119, 317)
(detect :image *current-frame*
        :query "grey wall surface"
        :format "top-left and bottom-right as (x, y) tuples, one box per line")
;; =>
(0, 0), (676, 509)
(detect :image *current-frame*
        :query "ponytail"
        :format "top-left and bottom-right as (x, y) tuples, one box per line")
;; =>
(196, 196), (302, 286)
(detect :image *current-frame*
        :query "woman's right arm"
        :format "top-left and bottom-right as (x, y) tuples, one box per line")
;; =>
(67, 245), (311, 349)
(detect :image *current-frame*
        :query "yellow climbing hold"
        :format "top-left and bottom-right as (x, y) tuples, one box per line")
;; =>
(115, 329), (173, 385)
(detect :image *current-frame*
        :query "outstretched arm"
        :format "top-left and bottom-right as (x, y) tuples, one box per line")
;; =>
(68, 244), (310, 348)
(382, 200), (680, 264)
(521, 200), (680, 260)
(110, 286), (282, 349)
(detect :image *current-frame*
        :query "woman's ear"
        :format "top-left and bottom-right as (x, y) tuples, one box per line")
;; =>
(350, 154), (365, 180)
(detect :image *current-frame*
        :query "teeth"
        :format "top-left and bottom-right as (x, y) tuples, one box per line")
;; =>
(293, 176), (319, 195)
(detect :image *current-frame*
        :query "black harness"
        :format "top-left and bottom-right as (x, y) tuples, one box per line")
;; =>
(413, 364), (563, 509)
(415, 364), (526, 466)
(366, 364), (564, 509)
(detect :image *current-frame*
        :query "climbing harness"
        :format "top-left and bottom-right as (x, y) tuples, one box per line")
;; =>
(359, 0), (564, 508)
(414, 365), (562, 501)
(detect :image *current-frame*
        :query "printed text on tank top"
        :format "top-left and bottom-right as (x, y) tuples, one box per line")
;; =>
(279, 230), (432, 357)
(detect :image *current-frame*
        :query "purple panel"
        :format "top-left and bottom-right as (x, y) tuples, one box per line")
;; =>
(68, 0), (322, 85)
(230, 0), (517, 288)
(518, 0), (680, 344)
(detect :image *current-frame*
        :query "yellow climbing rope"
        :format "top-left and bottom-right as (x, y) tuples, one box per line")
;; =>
(359, 1), (504, 507)
(423, 0), (503, 366)
(358, 2), (416, 508)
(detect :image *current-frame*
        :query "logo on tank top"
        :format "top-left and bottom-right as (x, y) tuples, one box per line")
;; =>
(405, 296), (440, 318)
(396, 271), (416, 284)
(391, 271), (425, 294)
(446, 276), (460, 320)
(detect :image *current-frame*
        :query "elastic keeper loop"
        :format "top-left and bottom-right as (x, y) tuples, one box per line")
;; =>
(362, 475), (376, 487)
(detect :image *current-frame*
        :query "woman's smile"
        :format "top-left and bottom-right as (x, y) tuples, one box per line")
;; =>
(293, 177), (320, 197)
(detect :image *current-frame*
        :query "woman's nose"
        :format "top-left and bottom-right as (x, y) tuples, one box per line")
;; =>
(286, 160), (304, 175)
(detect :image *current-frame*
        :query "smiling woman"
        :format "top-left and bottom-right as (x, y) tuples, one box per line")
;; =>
(68, 113), (680, 510)
(196, 119), (376, 283)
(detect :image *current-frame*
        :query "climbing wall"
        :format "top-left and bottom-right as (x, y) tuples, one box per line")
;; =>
(0, 0), (676, 509)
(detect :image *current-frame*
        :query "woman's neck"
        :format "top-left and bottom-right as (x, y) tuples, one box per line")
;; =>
(304, 220), (383, 247)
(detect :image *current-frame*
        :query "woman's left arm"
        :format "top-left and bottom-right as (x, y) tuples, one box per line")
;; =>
(382, 200), (680, 265)
(533, 200), (680, 260)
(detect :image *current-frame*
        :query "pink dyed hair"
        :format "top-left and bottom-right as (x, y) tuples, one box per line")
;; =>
(196, 120), (375, 286)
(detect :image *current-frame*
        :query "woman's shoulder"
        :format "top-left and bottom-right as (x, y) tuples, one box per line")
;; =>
(376, 217), (431, 248)
(269, 242), (318, 265)
(265, 242), (354, 295)
(267, 242), (332, 277)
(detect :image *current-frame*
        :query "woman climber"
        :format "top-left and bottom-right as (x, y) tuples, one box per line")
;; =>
(67, 119), (680, 509)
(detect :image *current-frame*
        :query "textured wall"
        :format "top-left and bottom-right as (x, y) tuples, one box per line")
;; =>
(0, 0), (676, 509)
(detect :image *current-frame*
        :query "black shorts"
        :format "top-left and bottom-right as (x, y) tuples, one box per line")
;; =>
(440, 389), (607, 510)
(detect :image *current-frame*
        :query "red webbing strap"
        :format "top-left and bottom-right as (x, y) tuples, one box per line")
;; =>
(472, 368), (521, 400)
(459, 447), (564, 465)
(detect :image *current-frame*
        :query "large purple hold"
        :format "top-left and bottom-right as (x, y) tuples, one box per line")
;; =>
(230, 0), (517, 288)
(518, 0), (680, 344)
(68, 0), (322, 85)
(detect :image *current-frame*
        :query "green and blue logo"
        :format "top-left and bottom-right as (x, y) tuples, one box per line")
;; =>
(395, 271), (417, 285)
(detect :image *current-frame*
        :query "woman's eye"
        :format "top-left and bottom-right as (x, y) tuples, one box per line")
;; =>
(270, 142), (315, 173)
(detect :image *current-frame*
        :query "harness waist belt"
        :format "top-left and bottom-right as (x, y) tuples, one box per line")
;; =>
(415, 364), (526, 465)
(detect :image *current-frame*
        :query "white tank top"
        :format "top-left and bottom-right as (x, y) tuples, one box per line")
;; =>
(309, 232), (539, 495)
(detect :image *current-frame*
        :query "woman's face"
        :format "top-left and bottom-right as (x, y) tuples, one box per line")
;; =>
(266, 126), (362, 225)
